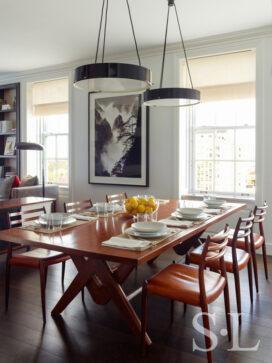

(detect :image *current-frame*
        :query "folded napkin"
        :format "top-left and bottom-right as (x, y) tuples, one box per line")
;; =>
(102, 236), (152, 251)
(203, 208), (222, 214)
(157, 199), (169, 204)
(159, 219), (193, 228)
(71, 214), (97, 221)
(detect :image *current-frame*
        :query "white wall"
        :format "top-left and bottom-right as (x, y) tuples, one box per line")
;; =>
(1, 27), (272, 252)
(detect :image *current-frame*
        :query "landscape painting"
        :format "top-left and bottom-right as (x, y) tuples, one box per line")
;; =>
(89, 93), (149, 186)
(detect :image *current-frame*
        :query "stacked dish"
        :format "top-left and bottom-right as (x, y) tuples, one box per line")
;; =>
(126, 221), (170, 238)
(204, 199), (226, 208)
(38, 213), (76, 226)
(173, 207), (206, 221)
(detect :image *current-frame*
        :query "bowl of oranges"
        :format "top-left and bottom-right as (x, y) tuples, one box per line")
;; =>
(124, 195), (159, 218)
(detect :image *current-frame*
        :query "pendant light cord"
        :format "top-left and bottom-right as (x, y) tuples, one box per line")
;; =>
(160, 4), (170, 88)
(174, 3), (194, 89)
(126, 0), (141, 66)
(95, 0), (106, 63)
(95, 0), (142, 66)
(102, 0), (109, 63)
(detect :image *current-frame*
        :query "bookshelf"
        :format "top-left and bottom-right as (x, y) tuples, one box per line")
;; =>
(0, 83), (20, 178)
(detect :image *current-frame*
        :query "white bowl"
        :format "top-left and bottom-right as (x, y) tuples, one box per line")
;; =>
(177, 207), (204, 217)
(204, 199), (226, 206)
(131, 221), (166, 233)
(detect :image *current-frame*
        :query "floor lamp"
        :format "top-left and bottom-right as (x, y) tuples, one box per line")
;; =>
(15, 142), (45, 198)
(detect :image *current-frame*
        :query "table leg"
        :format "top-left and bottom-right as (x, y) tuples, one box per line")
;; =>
(93, 259), (152, 345)
(51, 256), (151, 344)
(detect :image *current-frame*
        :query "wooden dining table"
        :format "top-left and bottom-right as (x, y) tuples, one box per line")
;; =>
(0, 199), (246, 344)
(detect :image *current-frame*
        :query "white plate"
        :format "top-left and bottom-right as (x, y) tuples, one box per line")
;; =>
(204, 199), (226, 206)
(126, 227), (171, 238)
(131, 221), (166, 233)
(177, 207), (203, 217)
(172, 212), (208, 221)
(38, 214), (76, 226)
(204, 203), (226, 209)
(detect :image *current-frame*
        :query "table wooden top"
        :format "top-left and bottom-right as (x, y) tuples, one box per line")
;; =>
(0, 200), (246, 266)
(0, 197), (56, 211)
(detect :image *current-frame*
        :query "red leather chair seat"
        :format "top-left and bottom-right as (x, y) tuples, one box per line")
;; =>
(146, 263), (226, 307)
(226, 229), (264, 250)
(190, 243), (250, 273)
(10, 248), (69, 268)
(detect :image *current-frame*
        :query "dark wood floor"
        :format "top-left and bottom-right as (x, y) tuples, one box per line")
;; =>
(0, 249), (271, 363)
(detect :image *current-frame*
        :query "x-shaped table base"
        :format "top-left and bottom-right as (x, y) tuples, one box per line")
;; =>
(51, 256), (151, 345)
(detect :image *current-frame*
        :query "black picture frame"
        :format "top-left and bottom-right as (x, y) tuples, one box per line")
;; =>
(88, 92), (149, 186)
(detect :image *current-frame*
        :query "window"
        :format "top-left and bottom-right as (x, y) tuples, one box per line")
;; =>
(184, 51), (256, 197)
(27, 78), (69, 186)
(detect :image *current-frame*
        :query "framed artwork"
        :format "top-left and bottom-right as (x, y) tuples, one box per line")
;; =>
(4, 136), (16, 155)
(88, 92), (149, 186)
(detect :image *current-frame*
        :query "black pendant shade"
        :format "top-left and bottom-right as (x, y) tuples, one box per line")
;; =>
(144, 87), (200, 107)
(143, 0), (200, 108)
(74, 62), (152, 93)
(73, 0), (152, 93)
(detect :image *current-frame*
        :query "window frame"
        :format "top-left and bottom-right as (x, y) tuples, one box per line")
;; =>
(189, 105), (256, 198)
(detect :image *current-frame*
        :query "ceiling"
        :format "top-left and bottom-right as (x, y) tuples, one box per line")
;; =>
(0, 0), (271, 75)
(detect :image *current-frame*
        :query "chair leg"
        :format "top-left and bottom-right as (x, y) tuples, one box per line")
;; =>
(81, 287), (85, 303)
(223, 281), (231, 341)
(171, 300), (175, 323)
(61, 261), (66, 285)
(5, 245), (12, 311)
(251, 243), (259, 293)
(201, 304), (213, 363)
(233, 267), (242, 325)
(141, 281), (148, 357)
(262, 241), (269, 280)
(39, 263), (47, 324)
(247, 258), (253, 304)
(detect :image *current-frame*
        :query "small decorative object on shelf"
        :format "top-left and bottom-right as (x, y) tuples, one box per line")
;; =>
(0, 120), (13, 133)
(4, 136), (16, 155)
(1, 104), (12, 111)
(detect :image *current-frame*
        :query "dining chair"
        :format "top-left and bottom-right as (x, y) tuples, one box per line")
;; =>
(226, 202), (268, 293)
(64, 199), (93, 302)
(64, 199), (93, 213)
(6, 207), (70, 324)
(190, 212), (254, 325)
(106, 193), (127, 204)
(141, 226), (231, 363)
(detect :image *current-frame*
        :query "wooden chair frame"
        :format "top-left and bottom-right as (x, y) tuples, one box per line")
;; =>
(64, 199), (93, 214)
(141, 226), (231, 363)
(106, 193), (127, 204)
(6, 207), (69, 323)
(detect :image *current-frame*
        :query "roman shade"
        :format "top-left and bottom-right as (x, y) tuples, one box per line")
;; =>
(183, 50), (256, 102)
(32, 78), (68, 116)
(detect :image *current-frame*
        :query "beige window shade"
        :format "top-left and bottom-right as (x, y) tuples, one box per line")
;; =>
(32, 78), (68, 116)
(183, 50), (256, 102)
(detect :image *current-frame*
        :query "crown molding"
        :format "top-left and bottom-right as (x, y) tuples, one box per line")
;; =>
(0, 25), (271, 83)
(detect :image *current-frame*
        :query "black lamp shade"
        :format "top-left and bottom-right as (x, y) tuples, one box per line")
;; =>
(74, 62), (152, 93)
(15, 142), (44, 151)
(143, 87), (200, 107)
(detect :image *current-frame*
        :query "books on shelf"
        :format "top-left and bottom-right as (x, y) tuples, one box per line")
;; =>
(0, 120), (13, 132)
(0, 166), (11, 178)
(4, 136), (16, 155)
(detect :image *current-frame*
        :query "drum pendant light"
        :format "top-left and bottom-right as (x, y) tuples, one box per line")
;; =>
(74, 0), (152, 93)
(144, 0), (200, 107)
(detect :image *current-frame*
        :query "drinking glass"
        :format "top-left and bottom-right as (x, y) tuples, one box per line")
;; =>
(95, 202), (108, 217)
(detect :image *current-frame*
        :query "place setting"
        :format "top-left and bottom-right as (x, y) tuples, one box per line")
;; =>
(102, 221), (181, 251)
(20, 213), (89, 234)
(166, 206), (210, 225)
